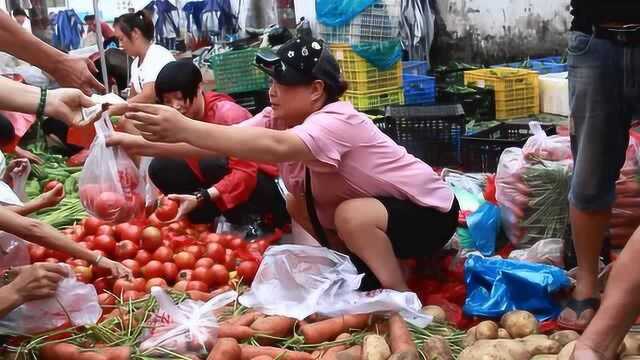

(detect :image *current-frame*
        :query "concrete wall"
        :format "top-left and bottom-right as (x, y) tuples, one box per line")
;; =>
(294, 0), (572, 65)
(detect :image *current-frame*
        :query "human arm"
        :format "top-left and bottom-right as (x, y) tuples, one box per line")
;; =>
(106, 131), (222, 158)
(127, 83), (157, 104)
(0, 207), (132, 278)
(127, 104), (314, 163)
(0, 11), (104, 95)
(5, 183), (65, 216)
(14, 146), (43, 164)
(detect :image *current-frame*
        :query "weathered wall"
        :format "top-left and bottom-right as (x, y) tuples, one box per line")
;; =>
(431, 0), (572, 65)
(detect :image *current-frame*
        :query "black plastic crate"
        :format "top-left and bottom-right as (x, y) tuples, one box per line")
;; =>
(438, 86), (495, 121)
(229, 90), (270, 115)
(384, 104), (466, 167)
(461, 122), (557, 173)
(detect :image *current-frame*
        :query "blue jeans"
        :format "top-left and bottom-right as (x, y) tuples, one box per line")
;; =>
(568, 31), (640, 211)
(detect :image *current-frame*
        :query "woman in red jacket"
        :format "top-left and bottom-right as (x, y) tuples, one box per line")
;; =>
(117, 61), (288, 227)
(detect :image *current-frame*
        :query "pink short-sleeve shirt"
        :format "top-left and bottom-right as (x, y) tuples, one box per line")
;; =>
(238, 102), (454, 229)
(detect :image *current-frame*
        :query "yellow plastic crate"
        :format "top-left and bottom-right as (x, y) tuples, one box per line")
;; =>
(343, 88), (404, 111)
(464, 67), (539, 119)
(330, 44), (402, 93)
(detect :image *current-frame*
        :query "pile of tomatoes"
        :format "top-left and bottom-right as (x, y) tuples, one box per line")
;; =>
(28, 212), (282, 303)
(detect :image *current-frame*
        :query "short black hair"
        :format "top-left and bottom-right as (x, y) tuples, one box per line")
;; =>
(12, 8), (28, 18)
(0, 113), (15, 147)
(114, 11), (154, 41)
(155, 61), (203, 104)
(84, 14), (95, 22)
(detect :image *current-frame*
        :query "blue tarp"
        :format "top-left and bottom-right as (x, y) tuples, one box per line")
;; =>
(203, 0), (239, 35)
(52, 9), (84, 51)
(316, 0), (377, 27)
(183, 1), (207, 35)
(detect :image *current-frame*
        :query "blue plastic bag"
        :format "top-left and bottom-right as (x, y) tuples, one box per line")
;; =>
(352, 40), (403, 70)
(463, 255), (570, 320)
(467, 202), (500, 256)
(316, 0), (377, 27)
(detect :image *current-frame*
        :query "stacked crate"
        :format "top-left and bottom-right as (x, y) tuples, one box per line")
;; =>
(319, 0), (404, 111)
(208, 47), (269, 94)
(402, 61), (435, 105)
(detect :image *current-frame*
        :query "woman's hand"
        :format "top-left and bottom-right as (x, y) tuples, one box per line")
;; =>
(48, 55), (105, 96)
(125, 103), (192, 143)
(46, 88), (95, 125)
(96, 258), (133, 280)
(163, 194), (199, 223)
(8, 263), (68, 303)
(35, 183), (65, 208)
(106, 132), (147, 155)
(14, 147), (43, 165)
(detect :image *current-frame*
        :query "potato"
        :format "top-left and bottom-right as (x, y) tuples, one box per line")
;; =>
(519, 335), (562, 355)
(422, 335), (453, 360)
(623, 333), (640, 356)
(549, 331), (579, 347)
(388, 351), (420, 360)
(557, 341), (575, 360)
(498, 329), (512, 339)
(476, 321), (499, 340)
(362, 335), (391, 360)
(530, 355), (558, 360)
(500, 311), (538, 338)
(422, 305), (446, 323)
(463, 327), (477, 348)
(336, 345), (362, 360)
(459, 339), (530, 360)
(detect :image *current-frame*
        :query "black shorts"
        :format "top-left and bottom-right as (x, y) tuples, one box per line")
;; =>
(352, 196), (460, 291)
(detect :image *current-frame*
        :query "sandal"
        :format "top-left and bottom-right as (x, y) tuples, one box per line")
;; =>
(558, 297), (601, 332)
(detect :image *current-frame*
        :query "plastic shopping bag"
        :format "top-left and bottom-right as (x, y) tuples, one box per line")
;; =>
(522, 122), (572, 162)
(509, 238), (564, 267)
(239, 245), (431, 327)
(467, 202), (501, 256)
(140, 287), (237, 355)
(0, 232), (30, 268)
(79, 115), (144, 223)
(463, 255), (570, 321)
(0, 264), (102, 335)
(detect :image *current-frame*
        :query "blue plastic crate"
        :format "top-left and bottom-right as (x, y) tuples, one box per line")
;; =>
(492, 60), (567, 74)
(534, 56), (564, 63)
(402, 61), (429, 76)
(403, 74), (435, 105)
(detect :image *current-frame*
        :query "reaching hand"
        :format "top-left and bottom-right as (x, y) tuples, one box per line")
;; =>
(36, 183), (65, 208)
(8, 263), (68, 303)
(46, 88), (95, 126)
(163, 194), (199, 223)
(126, 103), (192, 143)
(106, 132), (147, 155)
(97, 258), (133, 280)
(49, 55), (105, 96)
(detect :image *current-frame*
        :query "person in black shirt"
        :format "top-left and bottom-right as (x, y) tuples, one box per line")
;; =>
(563, 1), (640, 358)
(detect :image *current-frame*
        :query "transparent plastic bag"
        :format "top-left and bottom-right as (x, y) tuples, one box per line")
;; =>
(509, 238), (564, 267)
(522, 122), (572, 162)
(239, 245), (431, 327)
(0, 264), (102, 335)
(140, 287), (237, 355)
(78, 115), (144, 223)
(0, 232), (30, 268)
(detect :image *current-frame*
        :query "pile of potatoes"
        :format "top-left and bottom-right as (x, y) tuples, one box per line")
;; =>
(458, 310), (640, 360)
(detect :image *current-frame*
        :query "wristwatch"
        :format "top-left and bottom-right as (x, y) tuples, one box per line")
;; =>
(194, 188), (211, 204)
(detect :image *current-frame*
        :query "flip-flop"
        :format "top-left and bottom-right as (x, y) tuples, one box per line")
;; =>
(558, 298), (601, 332)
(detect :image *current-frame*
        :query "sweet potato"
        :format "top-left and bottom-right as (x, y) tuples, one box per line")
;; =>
(421, 305), (446, 322)
(549, 331), (578, 347)
(388, 351), (420, 360)
(225, 311), (264, 327)
(389, 314), (417, 354)
(530, 356), (558, 360)
(500, 310), (538, 338)
(208, 338), (241, 360)
(422, 335), (452, 360)
(251, 316), (297, 345)
(239, 345), (313, 360)
(476, 321), (499, 340)
(40, 343), (80, 360)
(463, 326), (477, 348)
(319, 333), (352, 360)
(459, 340), (530, 360)
(218, 325), (256, 340)
(335, 345), (362, 360)
(362, 334), (391, 360)
(300, 314), (371, 344)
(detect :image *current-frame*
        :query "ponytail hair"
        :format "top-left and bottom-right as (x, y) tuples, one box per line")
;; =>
(114, 10), (154, 41)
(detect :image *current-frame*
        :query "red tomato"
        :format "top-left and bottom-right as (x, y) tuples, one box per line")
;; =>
(194, 257), (214, 269)
(177, 269), (193, 282)
(186, 280), (209, 292)
(122, 290), (142, 301)
(115, 223), (142, 242)
(174, 251), (196, 270)
(209, 264), (230, 286)
(155, 198), (179, 222)
(145, 278), (168, 292)
(205, 243), (225, 263)
(29, 245), (47, 262)
(173, 280), (188, 292)
(228, 237), (245, 250)
(43, 180), (63, 192)
(131, 278), (146, 292)
(113, 279), (133, 295)
(122, 259), (141, 277)
(198, 232), (210, 243)
(71, 224), (85, 242)
(237, 261), (259, 283)
(141, 226), (162, 251)
(141, 260), (164, 279)
(205, 233), (220, 243)
(94, 192), (126, 220)
(83, 217), (103, 235)
(224, 249), (237, 271)
(135, 250), (152, 266)
(94, 235), (116, 255)
(74, 266), (93, 283)
(192, 267), (212, 287)
(96, 225), (115, 237)
(93, 277), (114, 294)
(163, 262), (179, 283)
(172, 235), (194, 249)
(185, 245), (204, 259)
(256, 240), (270, 253)
(115, 240), (139, 260)
(152, 246), (173, 263)
(247, 243), (261, 254)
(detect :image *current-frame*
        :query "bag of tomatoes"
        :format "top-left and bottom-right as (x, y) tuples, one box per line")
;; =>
(78, 116), (145, 223)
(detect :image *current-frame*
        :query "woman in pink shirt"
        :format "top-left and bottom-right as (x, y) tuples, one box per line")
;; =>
(113, 33), (459, 291)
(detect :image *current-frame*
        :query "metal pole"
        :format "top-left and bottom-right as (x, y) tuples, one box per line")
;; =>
(93, 0), (109, 92)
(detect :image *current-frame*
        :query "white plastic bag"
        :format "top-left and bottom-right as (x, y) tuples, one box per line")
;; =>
(0, 265), (102, 335)
(522, 122), (572, 162)
(79, 115), (145, 223)
(140, 287), (237, 354)
(0, 232), (30, 268)
(509, 238), (564, 267)
(239, 245), (431, 327)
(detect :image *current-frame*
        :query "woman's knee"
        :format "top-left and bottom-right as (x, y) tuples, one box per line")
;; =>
(334, 198), (387, 239)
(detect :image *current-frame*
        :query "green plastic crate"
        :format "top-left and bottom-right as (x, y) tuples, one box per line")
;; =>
(209, 48), (269, 94)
